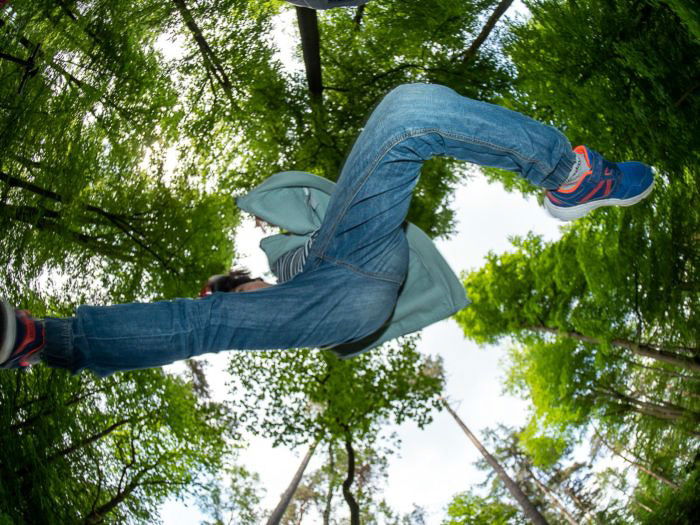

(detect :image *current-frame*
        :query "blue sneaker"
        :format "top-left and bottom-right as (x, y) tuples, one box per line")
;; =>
(0, 299), (45, 369)
(544, 145), (655, 221)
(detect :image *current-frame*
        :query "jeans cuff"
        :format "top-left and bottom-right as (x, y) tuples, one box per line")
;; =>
(541, 149), (575, 190)
(42, 317), (76, 370)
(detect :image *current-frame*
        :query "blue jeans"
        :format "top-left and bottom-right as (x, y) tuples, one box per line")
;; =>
(43, 84), (573, 376)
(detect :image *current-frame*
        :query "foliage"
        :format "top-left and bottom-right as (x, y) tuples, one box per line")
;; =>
(2, 0), (698, 521)
(0, 0), (522, 521)
(197, 464), (265, 525)
(0, 0), (243, 303)
(228, 338), (444, 448)
(661, 0), (700, 41)
(506, 0), (700, 174)
(443, 489), (527, 525)
(636, 465), (700, 524)
(454, 1), (700, 518)
(0, 366), (234, 523)
(234, 0), (517, 238)
(227, 338), (444, 520)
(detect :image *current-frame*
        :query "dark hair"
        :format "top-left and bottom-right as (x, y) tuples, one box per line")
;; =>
(199, 269), (258, 296)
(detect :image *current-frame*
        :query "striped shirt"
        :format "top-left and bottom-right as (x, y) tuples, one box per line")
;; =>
(272, 232), (318, 283)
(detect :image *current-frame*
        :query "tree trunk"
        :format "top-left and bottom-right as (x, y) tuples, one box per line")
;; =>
(0, 51), (32, 67)
(601, 388), (700, 424)
(0, 202), (133, 260)
(527, 468), (579, 525)
(52, 0), (104, 47)
(633, 498), (654, 514)
(441, 399), (549, 525)
(623, 355), (694, 379)
(48, 418), (132, 463)
(10, 30), (133, 117)
(342, 432), (361, 525)
(83, 472), (146, 524)
(15, 418), (133, 479)
(11, 386), (107, 431)
(0, 169), (64, 202)
(353, 5), (366, 29)
(323, 443), (335, 525)
(266, 441), (318, 525)
(295, 7), (323, 104)
(461, 0), (515, 63)
(563, 485), (601, 525)
(533, 326), (700, 372)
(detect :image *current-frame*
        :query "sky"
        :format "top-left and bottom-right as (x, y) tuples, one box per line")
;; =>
(160, 1), (570, 523)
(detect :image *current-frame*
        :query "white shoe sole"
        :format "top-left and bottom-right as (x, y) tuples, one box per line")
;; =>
(545, 175), (655, 222)
(0, 299), (16, 365)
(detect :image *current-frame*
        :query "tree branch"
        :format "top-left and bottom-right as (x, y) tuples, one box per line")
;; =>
(532, 325), (700, 372)
(171, 0), (241, 112)
(0, 170), (175, 271)
(461, 0), (514, 64)
(592, 426), (679, 489)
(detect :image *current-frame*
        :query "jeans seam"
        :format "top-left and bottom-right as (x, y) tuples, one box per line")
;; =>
(317, 254), (405, 285)
(314, 127), (553, 260)
(313, 128), (422, 259)
(437, 129), (551, 174)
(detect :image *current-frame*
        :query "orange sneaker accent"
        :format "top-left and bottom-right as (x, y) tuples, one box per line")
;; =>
(573, 144), (588, 157)
(557, 146), (593, 194)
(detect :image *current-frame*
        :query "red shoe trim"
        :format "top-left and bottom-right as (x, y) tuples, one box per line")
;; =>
(12, 313), (34, 358)
(604, 180), (613, 196)
(12, 312), (43, 367)
(579, 180), (605, 204)
(20, 322), (45, 367)
(546, 191), (564, 205)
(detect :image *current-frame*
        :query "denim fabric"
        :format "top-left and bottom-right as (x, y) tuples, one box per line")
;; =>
(43, 83), (573, 376)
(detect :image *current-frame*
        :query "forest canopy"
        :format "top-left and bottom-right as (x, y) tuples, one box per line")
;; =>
(0, 0), (698, 523)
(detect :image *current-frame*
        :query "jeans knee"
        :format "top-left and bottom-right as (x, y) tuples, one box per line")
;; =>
(377, 83), (451, 132)
(384, 83), (449, 104)
(383, 83), (426, 109)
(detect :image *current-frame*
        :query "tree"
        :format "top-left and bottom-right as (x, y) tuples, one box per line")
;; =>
(467, 425), (630, 525)
(457, 3), (700, 517)
(277, 439), (419, 525)
(0, 1), (242, 302)
(456, 221), (700, 462)
(227, 338), (444, 522)
(0, 366), (235, 523)
(267, 440), (318, 525)
(442, 399), (549, 525)
(504, 0), (700, 177)
(634, 464), (700, 524)
(227, 0), (518, 239)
